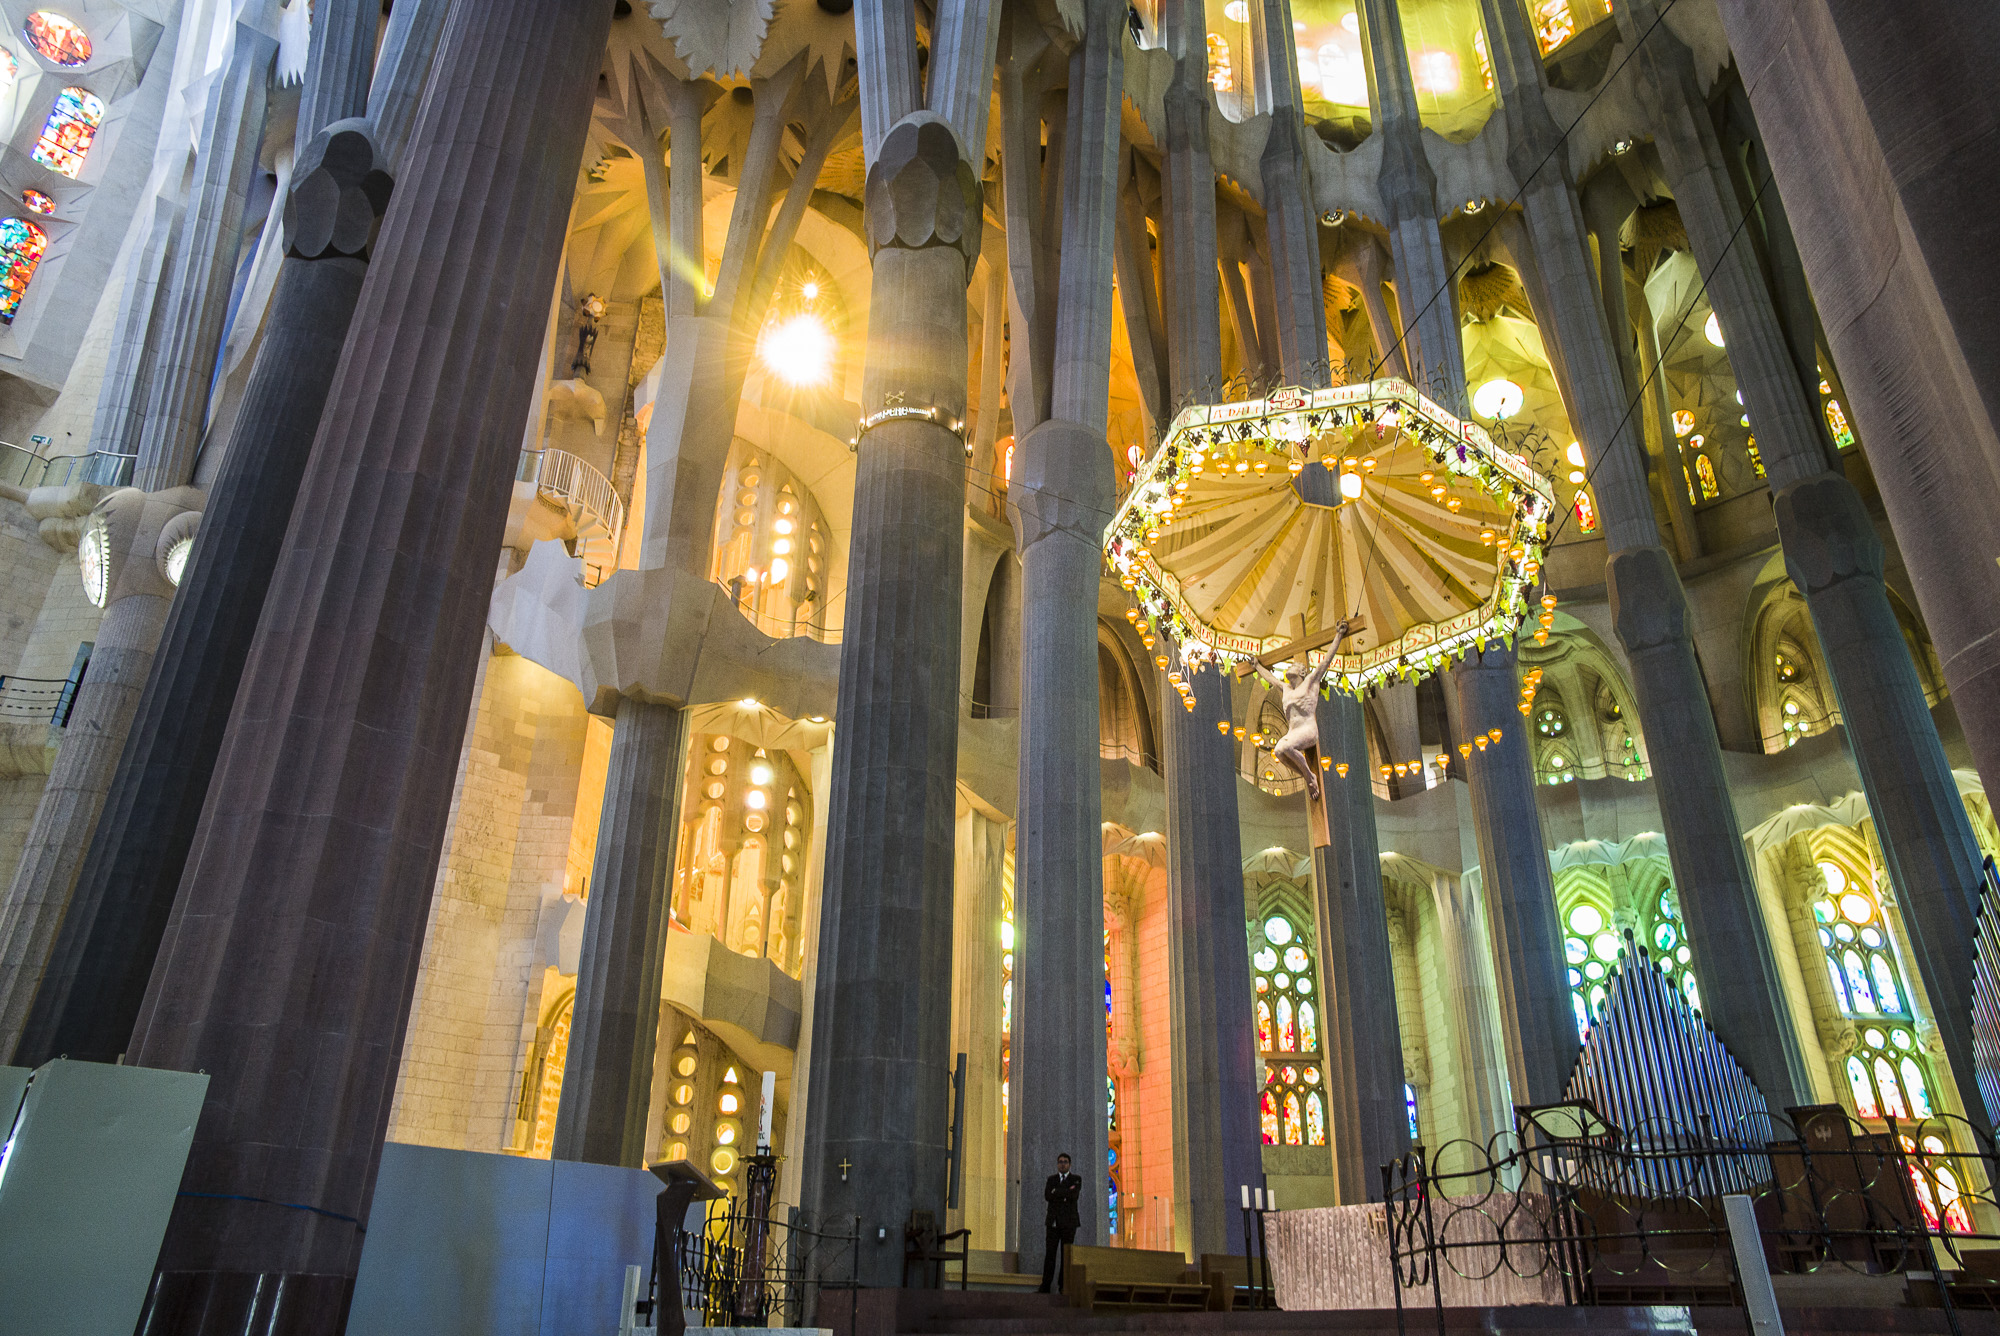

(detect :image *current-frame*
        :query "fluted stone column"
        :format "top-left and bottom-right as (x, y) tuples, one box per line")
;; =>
(126, 2), (611, 1327)
(132, 24), (277, 493)
(1156, 0), (1261, 1256)
(1314, 693), (1407, 1200)
(554, 698), (686, 1164)
(1476, 0), (1812, 1109)
(0, 488), (201, 1055)
(1455, 647), (1574, 1103)
(1613, 0), (1990, 1130)
(804, 117), (981, 1285)
(1010, 0), (1122, 1270)
(13, 124), (393, 1068)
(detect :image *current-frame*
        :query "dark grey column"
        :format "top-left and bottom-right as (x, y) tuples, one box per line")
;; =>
(132, 23), (277, 492)
(1777, 479), (1989, 1130)
(1619, 1), (1990, 1130)
(12, 124), (393, 1068)
(1710, 0), (2000, 815)
(366, 0), (453, 175)
(803, 120), (979, 1285)
(297, 0), (375, 145)
(126, 1), (610, 1328)
(554, 698), (686, 1164)
(1476, 0), (1812, 1109)
(1314, 693), (1407, 1200)
(1011, 0), (1121, 1271)
(1155, 0), (1261, 1257)
(1454, 647), (1575, 1103)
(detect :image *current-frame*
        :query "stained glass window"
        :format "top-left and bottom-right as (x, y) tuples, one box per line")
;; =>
(1251, 909), (1324, 1146)
(0, 217), (46, 322)
(1572, 488), (1597, 534)
(23, 12), (90, 66)
(1405, 1083), (1420, 1142)
(21, 189), (52, 216)
(1695, 453), (1718, 500)
(32, 86), (103, 178)
(1812, 861), (1938, 1124)
(1824, 399), (1855, 449)
(1559, 887), (1698, 1036)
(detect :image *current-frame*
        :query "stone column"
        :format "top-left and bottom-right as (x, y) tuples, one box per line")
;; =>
(13, 124), (392, 1069)
(1427, 868), (1513, 1149)
(1314, 692), (1407, 1201)
(1011, 0), (1121, 1271)
(1476, 0), (1812, 1109)
(127, 2), (610, 1328)
(366, 0), (453, 176)
(1454, 647), (1574, 1103)
(1620, 2), (1991, 1131)
(1156, 0), (1261, 1257)
(802, 118), (980, 1285)
(0, 487), (201, 1056)
(554, 698), (686, 1164)
(296, 0), (375, 146)
(132, 23), (277, 492)
(950, 807), (1008, 1247)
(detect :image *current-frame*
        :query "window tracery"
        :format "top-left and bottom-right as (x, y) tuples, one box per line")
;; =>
(1558, 879), (1698, 1035)
(1808, 859), (1938, 1125)
(1250, 899), (1326, 1147)
(671, 733), (813, 976)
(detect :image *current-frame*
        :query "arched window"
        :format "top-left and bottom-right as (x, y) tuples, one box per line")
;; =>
(671, 733), (813, 977)
(31, 85), (102, 178)
(1250, 906), (1323, 1145)
(1533, 691), (1577, 785)
(0, 217), (47, 321)
(1824, 399), (1854, 450)
(1405, 1083), (1421, 1142)
(23, 12), (90, 66)
(1560, 886), (1699, 1034)
(1571, 487), (1598, 534)
(1695, 453), (1718, 500)
(711, 442), (837, 642)
(1809, 860), (1937, 1123)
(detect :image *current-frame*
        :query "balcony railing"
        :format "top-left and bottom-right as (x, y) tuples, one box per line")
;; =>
(517, 448), (626, 585)
(0, 668), (87, 727)
(0, 442), (137, 490)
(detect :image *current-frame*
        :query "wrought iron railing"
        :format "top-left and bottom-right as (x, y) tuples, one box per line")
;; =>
(656, 1202), (857, 1332)
(0, 671), (86, 727)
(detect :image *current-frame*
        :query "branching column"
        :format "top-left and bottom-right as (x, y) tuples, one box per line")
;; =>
(1154, 0), (1260, 1254)
(1011, 0), (1122, 1268)
(1623, 0), (1990, 1131)
(1478, 0), (1811, 1107)
(14, 121), (394, 1067)
(126, 2), (611, 1329)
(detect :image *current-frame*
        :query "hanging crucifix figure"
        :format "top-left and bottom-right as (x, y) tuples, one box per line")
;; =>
(1250, 637), (1343, 802)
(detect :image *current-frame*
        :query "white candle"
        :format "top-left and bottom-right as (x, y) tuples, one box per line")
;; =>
(1241, 1185), (1250, 1209)
(758, 1070), (776, 1150)
(1254, 1188), (1265, 1210)
(1267, 1188), (1277, 1211)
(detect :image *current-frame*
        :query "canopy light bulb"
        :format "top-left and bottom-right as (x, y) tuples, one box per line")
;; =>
(1218, 720), (1231, 734)
(1335, 762), (1349, 777)
(1458, 743), (1473, 758)
(1475, 737), (1489, 751)
(1488, 729), (1502, 742)
(1320, 756), (1332, 770)
(1235, 727), (1247, 740)
(1339, 471), (1364, 500)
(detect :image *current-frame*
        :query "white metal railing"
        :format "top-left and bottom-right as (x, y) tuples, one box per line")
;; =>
(0, 442), (137, 490)
(517, 448), (626, 570)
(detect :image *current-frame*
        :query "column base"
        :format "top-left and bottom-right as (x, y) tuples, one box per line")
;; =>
(139, 1270), (353, 1336)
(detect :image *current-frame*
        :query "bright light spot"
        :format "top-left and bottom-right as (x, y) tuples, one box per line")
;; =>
(751, 764), (773, 785)
(1223, 0), (1248, 19)
(1339, 471), (1364, 500)
(770, 557), (790, 580)
(1703, 311), (1725, 347)
(739, 697), (760, 708)
(800, 280), (819, 301)
(1341, 10), (1359, 32)
(758, 312), (835, 386)
(774, 518), (793, 534)
(745, 790), (768, 810)
(1472, 378), (1524, 420)
(1565, 441), (1586, 468)
(1316, 42), (1368, 103)
(1412, 48), (1460, 94)
(1568, 469), (1586, 484)
(772, 538), (792, 555)
(1001, 921), (1015, 950)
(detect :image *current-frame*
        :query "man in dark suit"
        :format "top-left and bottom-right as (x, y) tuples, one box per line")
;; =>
(1038, 1153), (1082, 1294)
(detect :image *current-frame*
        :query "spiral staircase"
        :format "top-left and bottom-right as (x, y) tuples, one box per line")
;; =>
(510, 447), (625, 586)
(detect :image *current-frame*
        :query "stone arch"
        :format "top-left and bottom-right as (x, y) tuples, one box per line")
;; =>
(1745, 578), (1837, 753)
(1097, 622), (1159, 770)
(971, 549), (1019, 718)
(1519, 616), (1647, 780)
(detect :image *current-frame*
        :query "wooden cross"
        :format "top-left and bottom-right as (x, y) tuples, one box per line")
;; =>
(1236, 614), (1367, 677)
(838, 1157), (853, 1181)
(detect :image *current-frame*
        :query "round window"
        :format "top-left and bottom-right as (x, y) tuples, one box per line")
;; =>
(1568, 904), (1605, 935)
(1264, 916), (1294, 946)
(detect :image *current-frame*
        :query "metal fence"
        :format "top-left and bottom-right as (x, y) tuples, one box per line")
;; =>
(0, 671), (85, 726)
(662, 1202), (858, 1332)
(0, 444), (136, 490)
(1382, 1104), (1999, 1336)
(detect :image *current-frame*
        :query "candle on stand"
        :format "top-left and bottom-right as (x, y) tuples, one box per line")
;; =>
(1267, 1188), (1277, 1210)
(758, 1070), (776, 1150)
(1241, 1184), (1250, 1209)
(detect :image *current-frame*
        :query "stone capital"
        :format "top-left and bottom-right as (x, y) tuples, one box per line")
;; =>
(285, 117), (393, 261)
(90, 485), (205, 606)
(1773, 472), (1885, 597)
(1606, 544), (1690, 655)
(863, 112), (982, 275)
(1009, 417), (1114, 554)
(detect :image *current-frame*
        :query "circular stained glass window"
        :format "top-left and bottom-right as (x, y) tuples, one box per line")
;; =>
(1254, 977), (1268, 994)
(1583, 961), (1605, 981)
(1567, 968), (1581, 987)
(1281, 1065), (1297, 1084)
(711, 1147), (737, 1175)
(1892, 1029), (1912, 1050)
(1591, 931), (1622, 962)
(1676, 946), (1691, 964)
(1861, 928), (1883, 949)
(1817, 928), (1833, 948)
(1284, 946), (1309, 972)
(1253, 947), (1278, 970)
(1812, 899), (1834, 924)
(23, 12), (89, 66)
(1264, 915), (1294, 946)
(1653, 922), (1677, 952)
(1840, 893), (1874, 925)
(22, 188), (52, 216)
(1568, 904), (1604, 935)
(1565, 937), (1588, 965)
(1296, 977), (1311, 995)
(1865, 1028), (1885, 1049)
(1304, 1066), (1320, 1084)
(1659, 888), (1679, 919)
(1835, 923), (1855, 943)
(1274, 973), (1290, 989)
(1818, 861), (1848, 896)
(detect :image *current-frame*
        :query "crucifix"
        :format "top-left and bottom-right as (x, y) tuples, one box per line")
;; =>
(838, 1156), (852, 1182)
(1240, 614), (1365, 850)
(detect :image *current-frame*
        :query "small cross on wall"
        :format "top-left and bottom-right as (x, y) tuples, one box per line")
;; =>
(839, 1157), (853, 1182)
